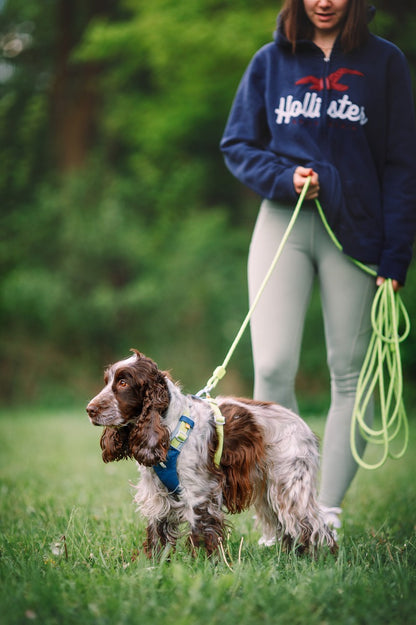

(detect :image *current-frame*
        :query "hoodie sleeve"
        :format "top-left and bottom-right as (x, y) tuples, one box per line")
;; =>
(378, 48), (416, 285)
(220, 51), (298, 202)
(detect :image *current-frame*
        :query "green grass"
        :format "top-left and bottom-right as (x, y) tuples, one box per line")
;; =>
(1, 407), (415, 625)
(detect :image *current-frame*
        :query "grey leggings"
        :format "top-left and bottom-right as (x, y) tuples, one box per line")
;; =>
(248, 199), (376, 507)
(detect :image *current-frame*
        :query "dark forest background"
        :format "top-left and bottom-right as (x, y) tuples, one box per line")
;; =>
(1, 0), (415, 408)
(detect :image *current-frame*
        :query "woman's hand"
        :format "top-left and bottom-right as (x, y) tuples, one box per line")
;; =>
(376, 276), (402, 292)
(293, 166), (320, 199)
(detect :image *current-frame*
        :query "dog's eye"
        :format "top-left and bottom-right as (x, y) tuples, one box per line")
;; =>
(117, 379), (128, 388)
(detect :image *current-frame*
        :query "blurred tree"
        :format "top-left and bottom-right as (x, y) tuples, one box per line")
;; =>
(0, 0), (277, 402)
(371, 1), (416, 84)
(0, 0), (415, 406)
(51, 0), (119, 171)
(73, 0), (278, 220)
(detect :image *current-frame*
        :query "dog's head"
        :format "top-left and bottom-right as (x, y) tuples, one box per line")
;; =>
(86, 350), (170, 466)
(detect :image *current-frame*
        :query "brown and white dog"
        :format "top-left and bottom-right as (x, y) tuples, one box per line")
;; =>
(86, 350), (337, 557)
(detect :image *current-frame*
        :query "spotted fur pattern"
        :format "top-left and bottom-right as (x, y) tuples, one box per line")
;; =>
(87, 350), (337, 557)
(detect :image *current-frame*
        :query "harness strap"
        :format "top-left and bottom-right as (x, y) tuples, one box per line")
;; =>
(169, 414), (195, 451)
(152, 397), (226, 493)
(153, 410), (195, 494)
(206, 397), (225, 468)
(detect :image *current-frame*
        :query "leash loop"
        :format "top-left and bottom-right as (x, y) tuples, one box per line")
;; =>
(350, 278), (410, 469)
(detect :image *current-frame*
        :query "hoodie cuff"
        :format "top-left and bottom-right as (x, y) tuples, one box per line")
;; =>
(377, 256), (409, 286)
(271, 165), (298, 203)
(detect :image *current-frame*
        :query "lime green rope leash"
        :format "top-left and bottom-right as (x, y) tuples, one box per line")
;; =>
(314, 198), (377, 278)
(314, 197), (410, 469)
(349, 278), (410, 469)
(198, 179), (410, 469)
(196, 177), (313, 397)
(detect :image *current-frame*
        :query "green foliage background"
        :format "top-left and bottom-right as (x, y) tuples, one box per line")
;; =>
(1, 0), (415, 406)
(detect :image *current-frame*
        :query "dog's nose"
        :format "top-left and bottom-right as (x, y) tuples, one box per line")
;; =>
(86, 403), (98, 419)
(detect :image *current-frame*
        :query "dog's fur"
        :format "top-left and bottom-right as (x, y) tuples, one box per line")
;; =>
(86, 350), (337, 556)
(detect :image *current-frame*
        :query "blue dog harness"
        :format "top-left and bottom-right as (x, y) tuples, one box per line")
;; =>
(153, 412), (195, 495)
(152, 398), (225, 495)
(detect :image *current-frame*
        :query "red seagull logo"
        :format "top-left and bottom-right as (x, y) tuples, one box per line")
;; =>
(296, 68), (364, 92)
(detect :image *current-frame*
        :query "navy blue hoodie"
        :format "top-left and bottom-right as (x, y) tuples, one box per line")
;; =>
(220, 18), (416, 284)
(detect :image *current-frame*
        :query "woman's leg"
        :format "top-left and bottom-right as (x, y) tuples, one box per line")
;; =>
(248, 200), (316, 412)
(315, 220), (376, 508)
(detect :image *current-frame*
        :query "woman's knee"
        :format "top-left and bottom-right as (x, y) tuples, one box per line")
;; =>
(254, 359), (298, 402)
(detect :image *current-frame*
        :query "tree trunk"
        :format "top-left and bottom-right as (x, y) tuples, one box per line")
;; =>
(50, 0), (113, 171)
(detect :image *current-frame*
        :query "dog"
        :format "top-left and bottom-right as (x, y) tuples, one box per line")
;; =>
(86, 349), (337, 557)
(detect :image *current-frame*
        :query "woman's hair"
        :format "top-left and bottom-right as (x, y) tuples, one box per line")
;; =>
(280, 0), (370, 53)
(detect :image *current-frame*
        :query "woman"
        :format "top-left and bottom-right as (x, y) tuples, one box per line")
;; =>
(220, 0), (416, 535)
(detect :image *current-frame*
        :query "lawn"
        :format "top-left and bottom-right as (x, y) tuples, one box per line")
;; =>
(0, 406), (415, 625)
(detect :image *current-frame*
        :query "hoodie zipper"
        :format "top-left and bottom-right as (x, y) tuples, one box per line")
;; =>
(319, 51), (331, 152)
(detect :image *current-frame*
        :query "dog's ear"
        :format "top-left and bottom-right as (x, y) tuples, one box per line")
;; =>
(139, 367), (170, 417)
(100, 427), (131, 463)
(128, 386), (170, 466)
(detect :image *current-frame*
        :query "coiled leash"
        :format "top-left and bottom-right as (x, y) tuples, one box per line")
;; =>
(349, 278), (410, 469)
(197, 177), (410, 469)
(315, 197), (410, 469)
